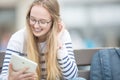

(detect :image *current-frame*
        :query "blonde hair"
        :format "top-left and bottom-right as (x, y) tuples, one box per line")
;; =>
(25, 0), (61, 80)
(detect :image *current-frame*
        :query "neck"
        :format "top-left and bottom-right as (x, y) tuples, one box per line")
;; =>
(38, 36), (46, 42)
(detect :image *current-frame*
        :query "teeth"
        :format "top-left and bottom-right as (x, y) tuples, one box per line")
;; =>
(35, 29), (41, 32)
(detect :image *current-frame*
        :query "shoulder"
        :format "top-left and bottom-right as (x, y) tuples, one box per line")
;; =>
(61, 29), (70, 37)
(63, 29), (69, 35)
(60, 29), (72, 42)
(6, 28), (26, 52)
(11, 28), (26, 40)
(9, 28), (27, 43)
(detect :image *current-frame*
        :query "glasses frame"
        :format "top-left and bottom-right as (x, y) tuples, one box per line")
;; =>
(28, 16), (52, 27)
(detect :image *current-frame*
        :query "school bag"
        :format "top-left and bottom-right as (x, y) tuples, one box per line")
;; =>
(90, 48), (120, 80)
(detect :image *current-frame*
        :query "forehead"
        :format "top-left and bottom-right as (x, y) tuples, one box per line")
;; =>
(30, 5), (51, 19)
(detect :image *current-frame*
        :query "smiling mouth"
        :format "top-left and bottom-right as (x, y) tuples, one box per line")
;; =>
(34, 29), (42, 32)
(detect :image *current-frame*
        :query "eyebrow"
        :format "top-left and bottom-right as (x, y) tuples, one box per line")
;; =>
(30, 16), (50, 21)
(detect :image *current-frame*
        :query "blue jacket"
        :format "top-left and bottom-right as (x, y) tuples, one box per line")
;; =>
(90, 48), (120, 80)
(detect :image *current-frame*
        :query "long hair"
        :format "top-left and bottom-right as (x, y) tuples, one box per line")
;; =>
(25, 0), (61, 80)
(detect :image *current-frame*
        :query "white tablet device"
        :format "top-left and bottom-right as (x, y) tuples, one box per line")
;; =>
(10, 54), (38, 73)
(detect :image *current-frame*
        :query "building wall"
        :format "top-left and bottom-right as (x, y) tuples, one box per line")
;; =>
(0, 0), (120, 49)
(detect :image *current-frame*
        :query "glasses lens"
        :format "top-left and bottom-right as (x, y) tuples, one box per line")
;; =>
(29, 17), (51, 27)
(30, 18), (36, 25)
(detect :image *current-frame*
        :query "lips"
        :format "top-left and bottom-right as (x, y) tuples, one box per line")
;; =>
(34, 29), (43, 33)
(35, 29), (41, 32)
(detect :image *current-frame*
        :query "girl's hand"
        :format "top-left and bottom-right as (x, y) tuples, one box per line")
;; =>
(57, 21), (65, 49)
(8, 63), (37, 80)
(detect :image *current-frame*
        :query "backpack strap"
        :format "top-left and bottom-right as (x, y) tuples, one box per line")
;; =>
(114, 48), (120, 57)
(99, 49), (112, 80)
(112, 48), (120, 80)
(90, 50), (103, 80)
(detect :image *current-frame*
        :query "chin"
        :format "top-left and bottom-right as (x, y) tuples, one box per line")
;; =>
(34, 34), (42, 37)
(33, 32), (41, 37)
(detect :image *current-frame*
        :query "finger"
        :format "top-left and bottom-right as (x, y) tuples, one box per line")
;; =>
(20, 72), (35, 78)
(58, 21), (64, 32)
(21, 76), (35, 80)
(19, 73), (37, 80)
(58, 22), (63, 32)
(58, 19), (62, 24)
(18, 67), (29, 75)
(8, 63), (13, 74)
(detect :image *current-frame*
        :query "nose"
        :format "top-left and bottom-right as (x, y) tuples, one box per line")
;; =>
(34, 21), (40, 28)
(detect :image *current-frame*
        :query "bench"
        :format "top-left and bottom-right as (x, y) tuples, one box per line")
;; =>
(74, 49), (101, 80)
(0, 49), (100, 78)
(0, 51), (5, 73)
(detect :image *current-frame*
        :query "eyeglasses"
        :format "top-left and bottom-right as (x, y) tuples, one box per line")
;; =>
(29, 17), (52, 27)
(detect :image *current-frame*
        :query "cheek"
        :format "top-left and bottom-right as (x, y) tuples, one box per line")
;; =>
(30, 26), (34, 31)
(45, 24), (52, 31)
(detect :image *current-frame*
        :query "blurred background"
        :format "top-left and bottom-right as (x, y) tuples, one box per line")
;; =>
(0, 0), (120, 50)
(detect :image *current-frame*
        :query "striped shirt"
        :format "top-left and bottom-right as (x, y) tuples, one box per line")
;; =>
(0, 28), (78, 80)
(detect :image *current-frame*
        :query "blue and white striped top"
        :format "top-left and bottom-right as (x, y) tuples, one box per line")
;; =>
(0, 28), (78, 80)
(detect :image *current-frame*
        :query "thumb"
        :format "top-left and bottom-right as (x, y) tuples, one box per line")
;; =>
(9, 63), (13, 74)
